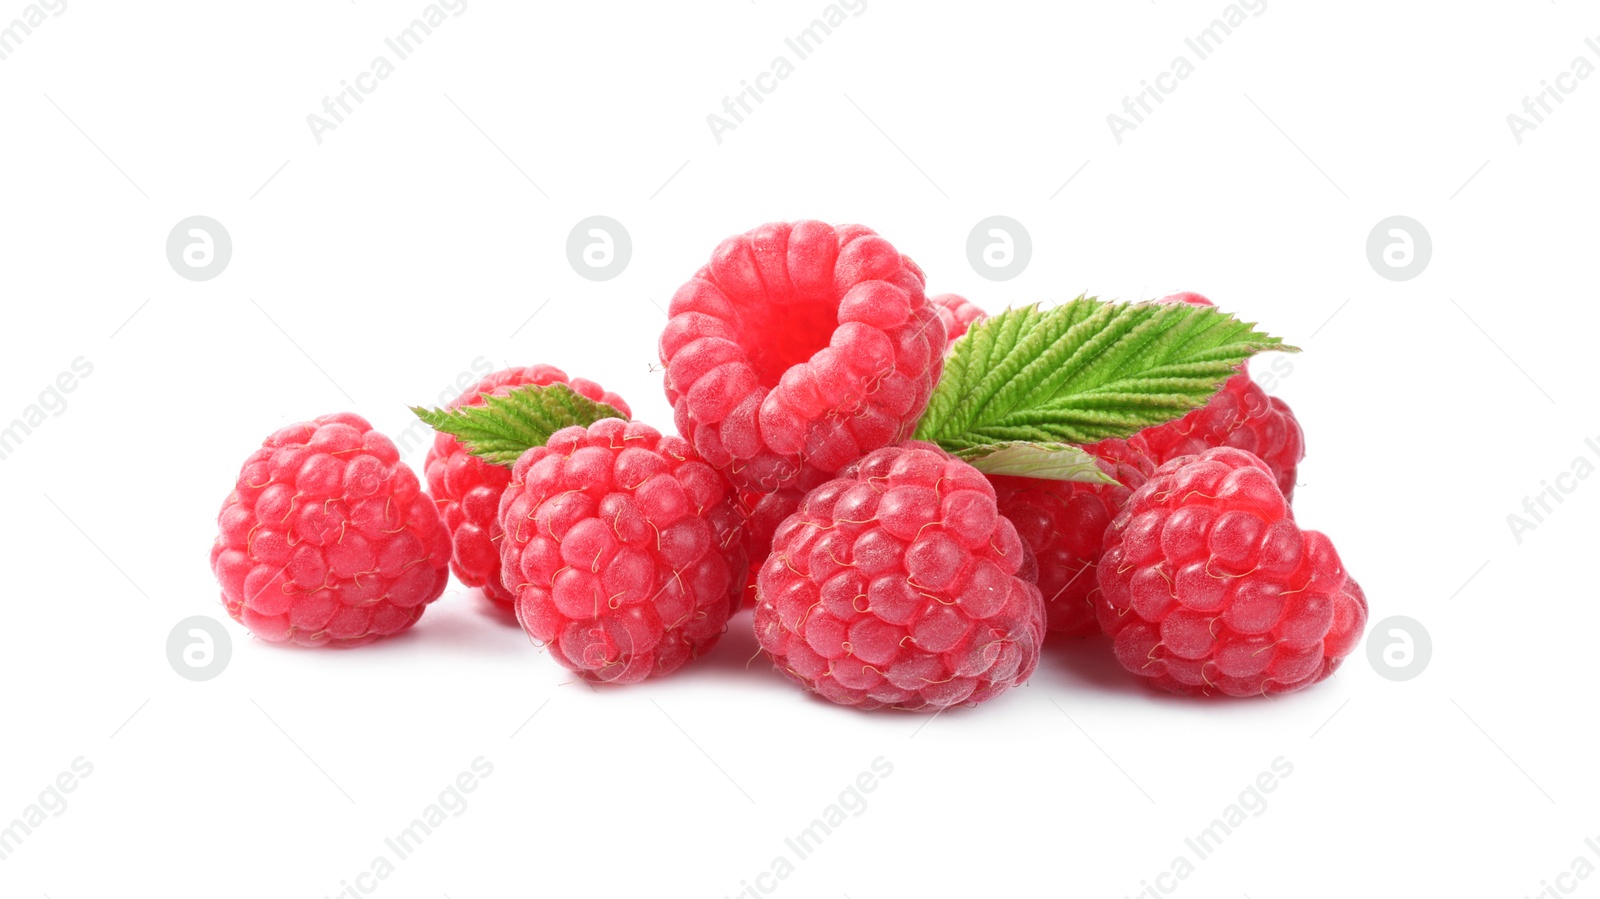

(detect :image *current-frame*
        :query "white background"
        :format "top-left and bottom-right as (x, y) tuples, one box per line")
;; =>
(2, 2), (1596, 897)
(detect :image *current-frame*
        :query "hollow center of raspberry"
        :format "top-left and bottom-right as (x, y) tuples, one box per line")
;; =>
(744, 299), (838, 387)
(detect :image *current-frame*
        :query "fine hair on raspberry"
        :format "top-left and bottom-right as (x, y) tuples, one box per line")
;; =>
(734, 485), (806, 608)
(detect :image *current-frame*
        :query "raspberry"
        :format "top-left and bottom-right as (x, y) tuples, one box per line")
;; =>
(1140, 375), (1305, 500)
(930, 293), (985, 349)
(497, 419), (746, 683)
(210, 413), (451, 648)
(1095, 447), (1367, 697)
(990, 434), (1158, 637)
(660, 221), (946, 497)
(1139, 292), (1305, 499)
(734, 486), (805, 609)
(425, 366), (630, 609)
(753, 443), (1045, 711)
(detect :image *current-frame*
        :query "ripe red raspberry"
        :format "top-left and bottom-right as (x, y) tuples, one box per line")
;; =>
(1139, 292), (1305, 499)
(734, 486), (805, 609)
(498, 419), (746, 684)
(930, 293), (985, 349)
(990, 434), (1158, 637)
(754, 443), (1045, 711)
(210, 413), (451, 648)
(424, 366), (630, 609)
(1095, 447), (1367, 697)
(660, 221), (946, 497)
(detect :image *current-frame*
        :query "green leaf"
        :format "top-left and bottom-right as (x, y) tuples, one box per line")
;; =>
(914, 297), (1297, 451)
(955, 442), (1119, 485)
(411, 383), (627, 467)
